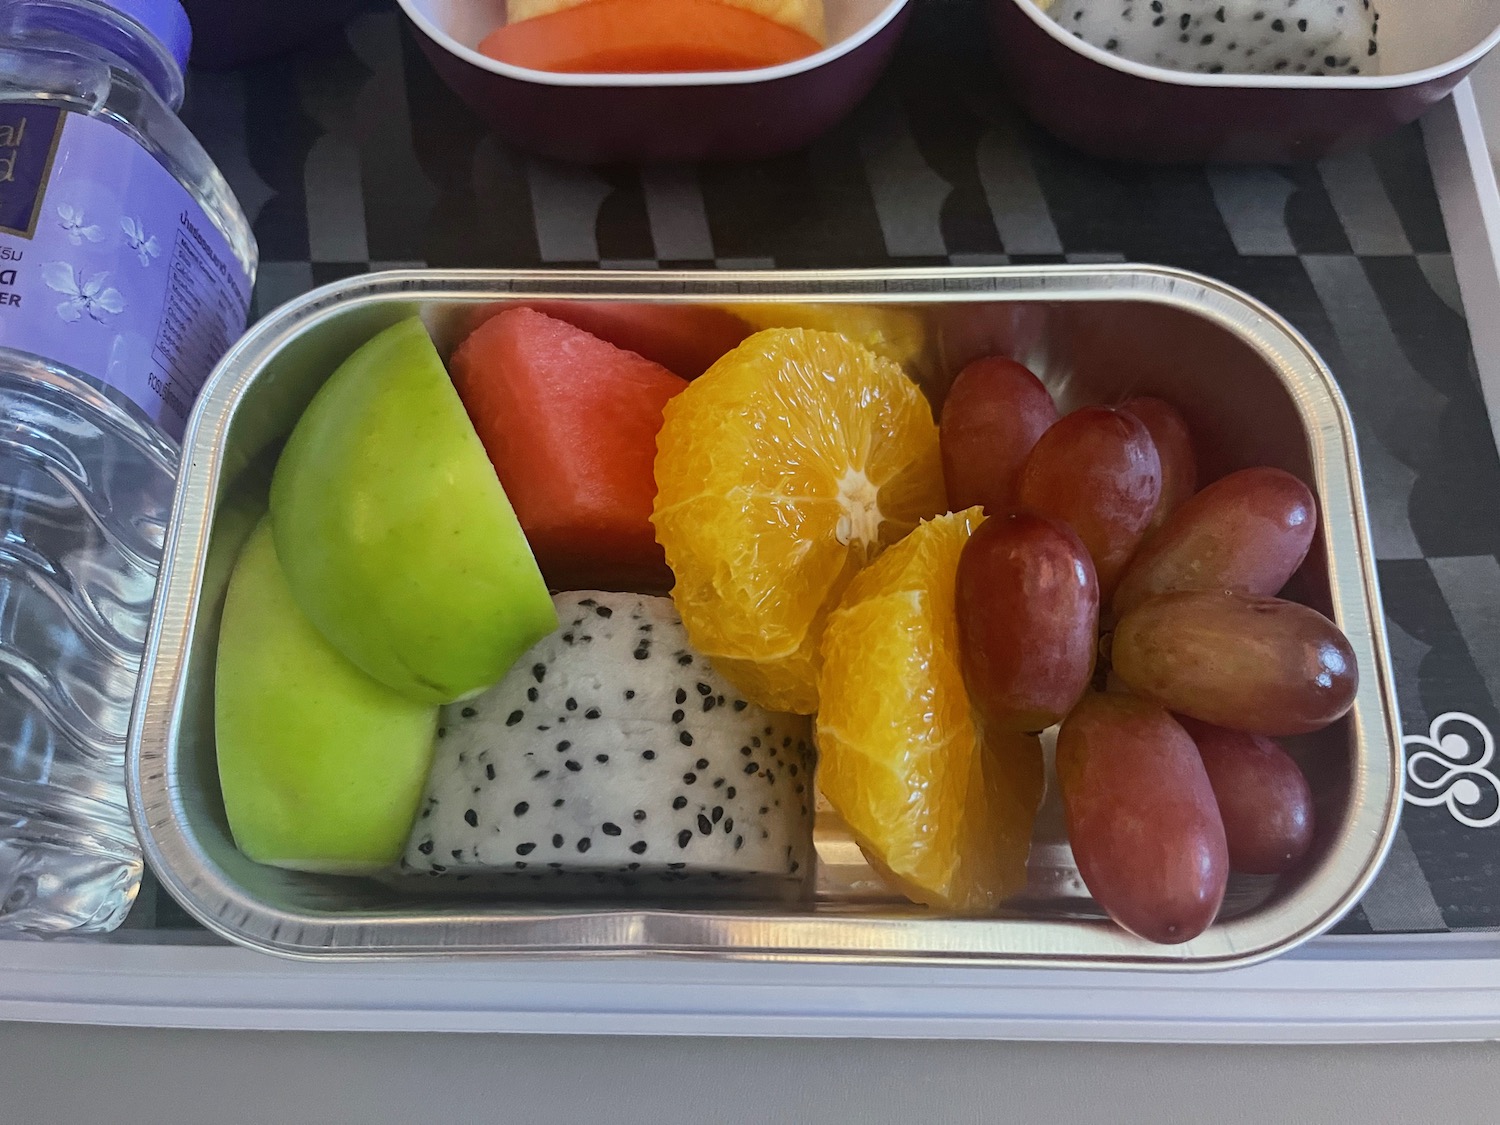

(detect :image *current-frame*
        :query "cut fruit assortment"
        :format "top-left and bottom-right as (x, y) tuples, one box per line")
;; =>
(449, 307), (688, 593)
(815, 510), (1044, 913)
(403, 590), (816, 890)
(213, 298), (1360, 944)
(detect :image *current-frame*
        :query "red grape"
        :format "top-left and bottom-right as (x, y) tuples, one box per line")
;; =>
(1121, 396), (1197, 534)
(1016, 406), (1161, 599)
(1112, 466), (1317, 618)
(940, 356), (1058, 514)
(1111, 591), (1359, 736)
(1177, 718), (1315, 875)
(1057, 694), (1228, 944)
(955, 512), (1099, 733)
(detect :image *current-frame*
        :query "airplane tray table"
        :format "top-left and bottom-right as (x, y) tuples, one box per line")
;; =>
(6, 0), (1500, 1040)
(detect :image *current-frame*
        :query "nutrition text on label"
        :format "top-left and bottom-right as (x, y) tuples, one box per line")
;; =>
(148, 213), (242, 424)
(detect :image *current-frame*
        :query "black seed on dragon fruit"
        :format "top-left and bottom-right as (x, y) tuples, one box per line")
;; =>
(402, 591), (816, 899)
(1041, 0), (1379, 75)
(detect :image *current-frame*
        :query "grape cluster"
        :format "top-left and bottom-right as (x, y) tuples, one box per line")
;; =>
(940, 357), (1357, 945)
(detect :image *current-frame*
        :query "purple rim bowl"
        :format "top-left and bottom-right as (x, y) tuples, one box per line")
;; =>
(988, 0), (1500, 162)
(397, 0), (912, 164)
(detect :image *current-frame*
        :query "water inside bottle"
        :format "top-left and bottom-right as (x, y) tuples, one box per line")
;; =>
(0, 352), (176, 933)
(0, 0), (256, 934)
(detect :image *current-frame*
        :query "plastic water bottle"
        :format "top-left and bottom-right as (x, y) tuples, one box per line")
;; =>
(0, 0), (256, 934)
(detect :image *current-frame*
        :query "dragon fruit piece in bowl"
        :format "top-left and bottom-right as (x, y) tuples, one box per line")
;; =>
(1042, 0), (1380, 76)
(989, 0), (1500, 161)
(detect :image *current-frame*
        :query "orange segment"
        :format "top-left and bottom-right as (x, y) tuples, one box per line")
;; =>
(816, 509), (1044, 913)
(652, 328), (945, 714)
(721, 303), (929, 373)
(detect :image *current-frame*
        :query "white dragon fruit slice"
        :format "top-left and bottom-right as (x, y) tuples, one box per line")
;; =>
(402, 591), (815, 896)
(1042, 0), (1380, 76)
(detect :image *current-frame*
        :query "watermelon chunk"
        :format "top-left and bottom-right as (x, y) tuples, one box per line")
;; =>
(460, 301), (749, 380)
(450, 307), (688, 592)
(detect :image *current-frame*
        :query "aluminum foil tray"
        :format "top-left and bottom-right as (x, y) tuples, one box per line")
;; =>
(127, 267), (1402, 967)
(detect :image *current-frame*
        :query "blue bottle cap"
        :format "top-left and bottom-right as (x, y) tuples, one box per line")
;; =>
(102, 0), (192, 72)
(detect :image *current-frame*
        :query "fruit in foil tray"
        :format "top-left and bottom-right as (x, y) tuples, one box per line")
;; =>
(652, 327), (946, 715)
(955, 512), (1099, 734)
(212, 300), (1361, 944)
(1015, 405), (1161, 601)
(216, 520), (440, 875)
(474, 300), (752, 380)
(1056, 694), (1228, 945)
(1111, 589), (1359, 737)
(450, 306), (688, 593)
(1111, 465), (1316, 618)
(1119, 396), (1196, 534)
(724, 303), (930, 374)
(937, 351), (1358, 943)
(404, 591), (815, 894)
(1037, 0), (1380, 76)
(1177, 717), (1315, 876)
(816, 511), (1045, 913)
(269, 317), (558, 705)
(939, 356), (1058, 516)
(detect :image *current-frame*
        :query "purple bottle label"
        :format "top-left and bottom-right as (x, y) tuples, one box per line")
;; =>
(0, 105), (252, 443)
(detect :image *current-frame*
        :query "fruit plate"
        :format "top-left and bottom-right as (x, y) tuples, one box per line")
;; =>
(127, 266), (1402, 968)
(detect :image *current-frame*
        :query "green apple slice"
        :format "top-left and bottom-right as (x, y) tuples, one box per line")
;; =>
(269, 316), (557, 704)
(216, 518), (438, 874)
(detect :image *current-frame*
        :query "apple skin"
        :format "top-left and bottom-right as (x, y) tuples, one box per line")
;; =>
(269, 316), (558, 704)
(215, 519), (438, 874)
